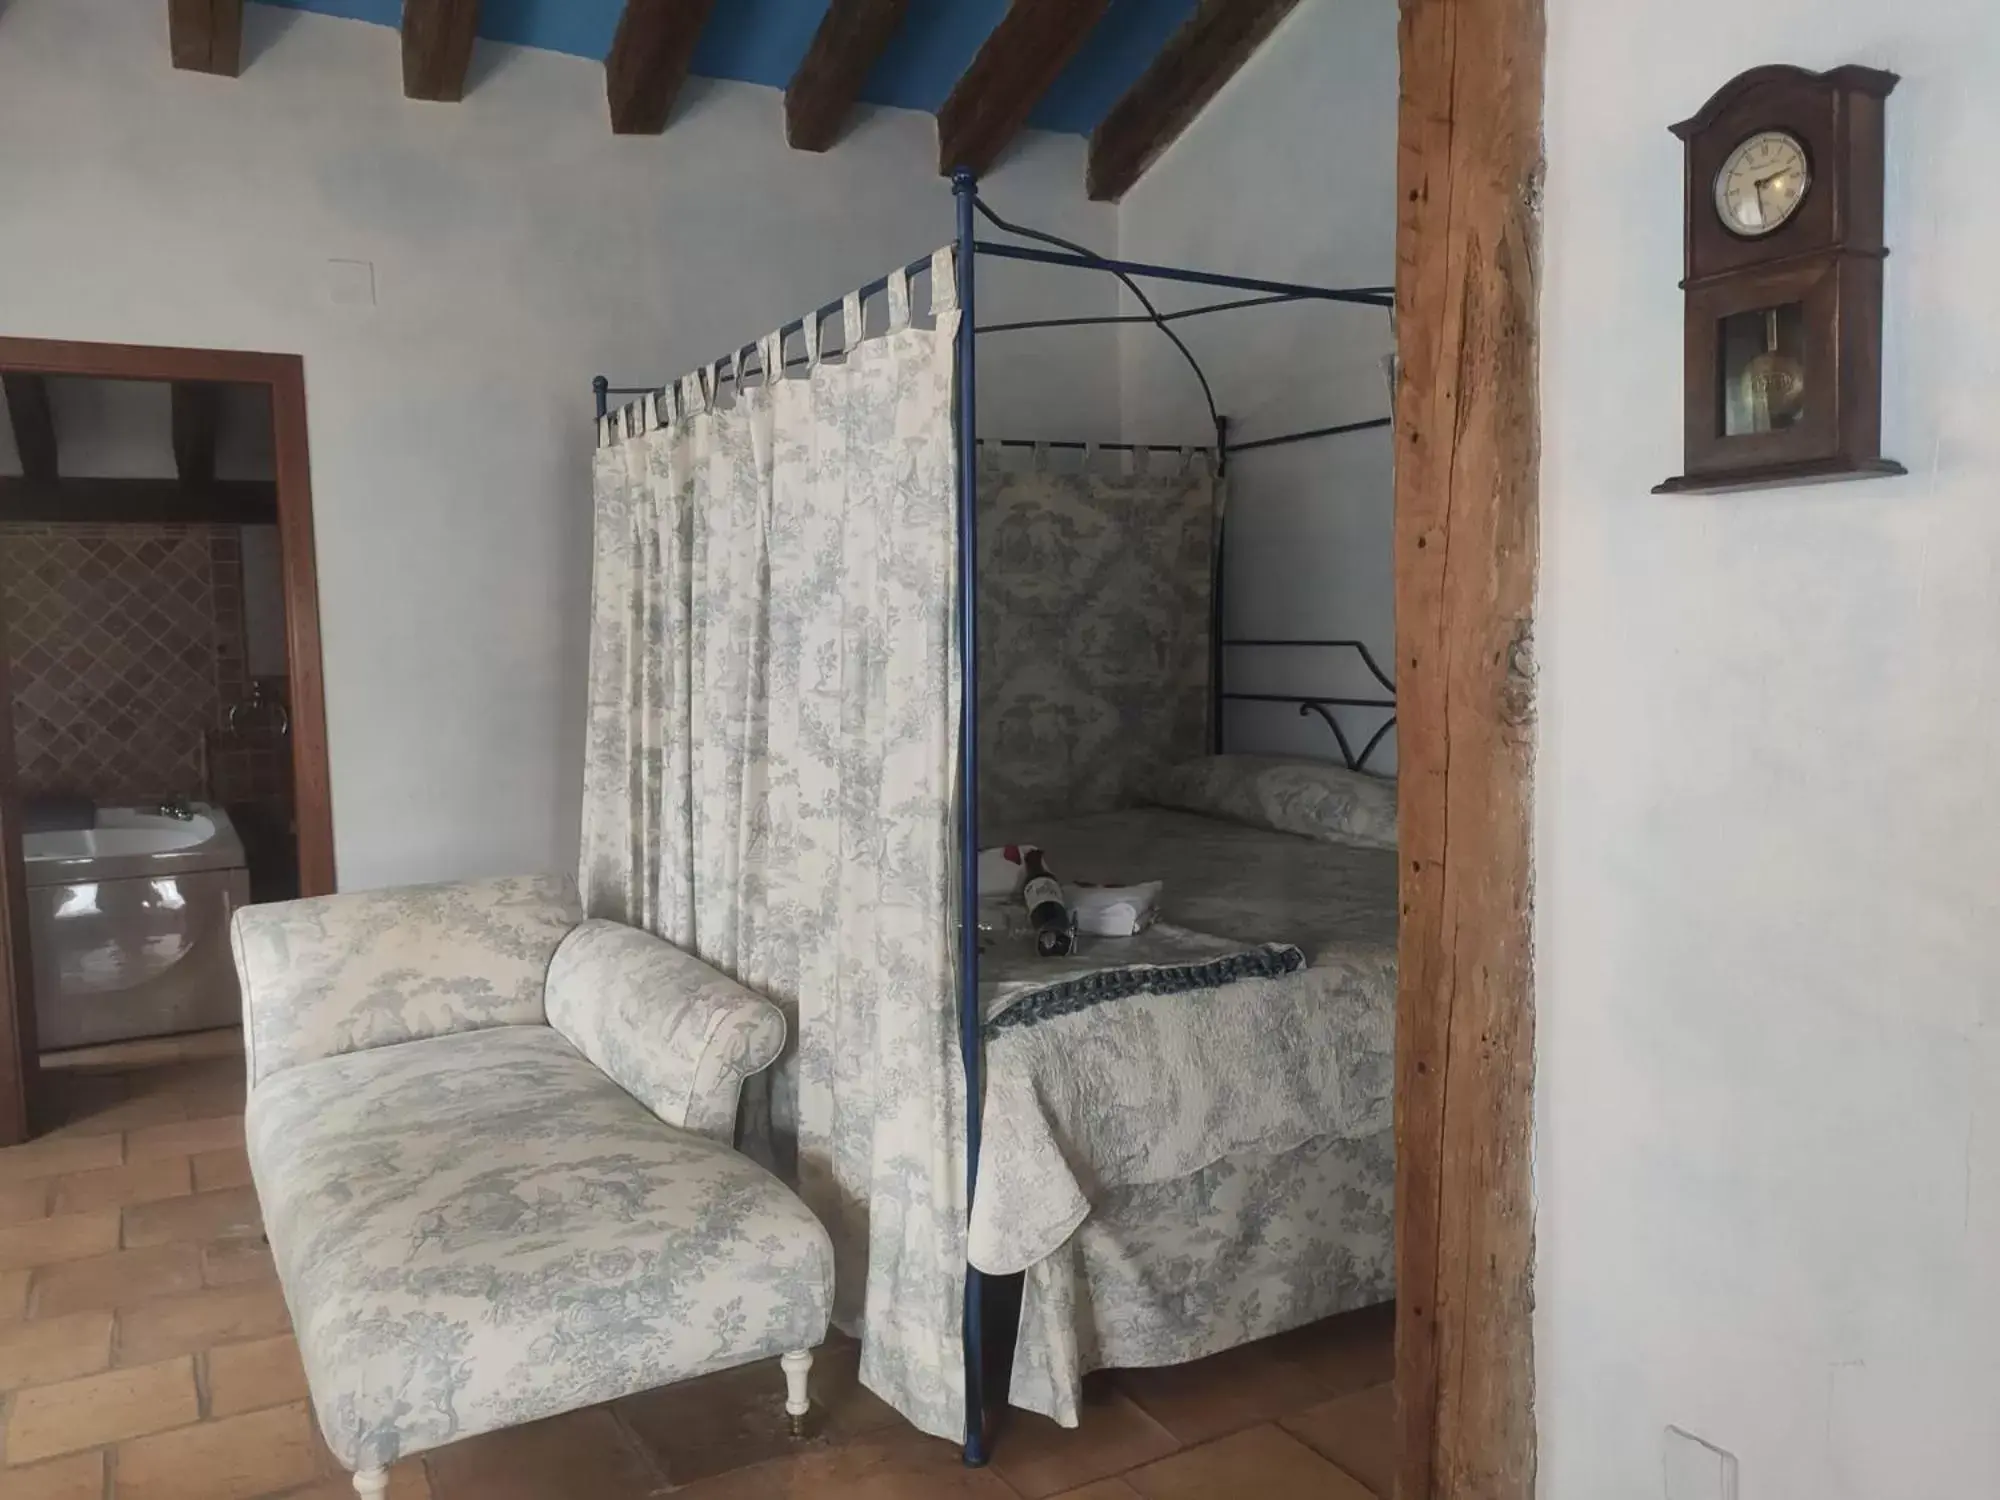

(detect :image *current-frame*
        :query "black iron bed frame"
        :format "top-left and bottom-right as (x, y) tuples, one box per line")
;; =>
(1217, 637), (1398, 773)
(591, 170), (1394, 1465)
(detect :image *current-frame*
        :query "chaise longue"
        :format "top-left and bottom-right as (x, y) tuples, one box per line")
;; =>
(231, 874), (833, 1496)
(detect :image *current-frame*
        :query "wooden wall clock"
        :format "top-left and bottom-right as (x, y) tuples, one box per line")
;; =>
(1656, 64), (1903, 493)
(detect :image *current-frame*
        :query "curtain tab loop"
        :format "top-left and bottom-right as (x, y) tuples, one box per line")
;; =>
(801, 310), (822, 371)
(930, 245), (958, 317)
(887, 267), (913, 332)
(842, 290), (864, 355)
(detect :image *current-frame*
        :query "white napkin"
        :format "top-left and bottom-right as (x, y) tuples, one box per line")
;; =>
(1072, 881), (1164, 937)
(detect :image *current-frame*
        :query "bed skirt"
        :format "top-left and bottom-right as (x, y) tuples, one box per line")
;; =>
(1007, 1126), (1396, 1426)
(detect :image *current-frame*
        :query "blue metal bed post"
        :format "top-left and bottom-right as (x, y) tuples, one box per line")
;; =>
(952, 166), (989, 1469)
(588, 205), (1397, 1466)
(1211, 417), (1229, 753)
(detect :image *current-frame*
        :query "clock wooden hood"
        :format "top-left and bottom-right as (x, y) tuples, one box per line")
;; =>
(1670, 63), (1898, 141)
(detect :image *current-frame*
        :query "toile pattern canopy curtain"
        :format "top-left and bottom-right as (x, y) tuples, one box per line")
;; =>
(578, 249), (969, 1440)
(976, 444), (1219, 830)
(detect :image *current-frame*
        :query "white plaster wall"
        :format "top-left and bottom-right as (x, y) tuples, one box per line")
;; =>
(0, 0), (1117, 889)
(1116, 0), (1398, 767)
(1538, 1), (2000, 1494)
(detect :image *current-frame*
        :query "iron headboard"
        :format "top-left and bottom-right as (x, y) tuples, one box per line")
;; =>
(1216, 638), (1398, 774)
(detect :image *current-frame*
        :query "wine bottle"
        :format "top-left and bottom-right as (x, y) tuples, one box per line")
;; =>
(1020, 848), (1074, 958)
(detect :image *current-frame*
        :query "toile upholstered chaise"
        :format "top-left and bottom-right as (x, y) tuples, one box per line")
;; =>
(230, 874), (832, 1498)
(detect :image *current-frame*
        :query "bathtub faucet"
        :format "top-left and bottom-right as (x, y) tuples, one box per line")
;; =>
(153, 794), (196, 821)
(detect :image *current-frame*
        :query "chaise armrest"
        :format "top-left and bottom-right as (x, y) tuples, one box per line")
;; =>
(544, 920), (786, 1143)
(232, 874), (583, 1087)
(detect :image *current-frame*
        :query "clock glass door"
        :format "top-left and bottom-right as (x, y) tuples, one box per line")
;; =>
(1718, 302), (1806, 436)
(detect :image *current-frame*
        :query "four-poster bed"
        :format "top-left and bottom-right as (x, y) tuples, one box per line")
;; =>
(585, 169), (1396, 1466)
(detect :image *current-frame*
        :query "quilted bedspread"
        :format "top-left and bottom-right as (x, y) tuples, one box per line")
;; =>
(968, 808), (1399, 1274)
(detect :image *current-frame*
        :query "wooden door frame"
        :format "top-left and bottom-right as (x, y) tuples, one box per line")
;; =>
(0, 337), (335, 1145)
(1393, 0), (1543, 1496)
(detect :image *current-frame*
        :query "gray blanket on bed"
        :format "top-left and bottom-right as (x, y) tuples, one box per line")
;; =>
(969, 917), (1396, 1275)
(968, 936), (1392, 1272)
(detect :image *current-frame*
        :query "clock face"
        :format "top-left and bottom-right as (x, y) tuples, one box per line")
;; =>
(1713, 130), (1812, 236)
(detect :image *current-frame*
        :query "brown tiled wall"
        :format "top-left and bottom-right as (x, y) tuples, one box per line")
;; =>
(202, 536), (292, 811)
(0, 524), (251, 803)
(209, 530), (245, 722)
(206, 677), (294, 811)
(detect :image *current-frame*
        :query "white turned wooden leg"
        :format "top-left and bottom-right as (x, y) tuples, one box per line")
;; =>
(353, 1468), (389, 1498)
(781, 1348), (814, 1437)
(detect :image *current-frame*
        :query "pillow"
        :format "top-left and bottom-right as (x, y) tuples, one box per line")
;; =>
(1147, 754), (1398, 850)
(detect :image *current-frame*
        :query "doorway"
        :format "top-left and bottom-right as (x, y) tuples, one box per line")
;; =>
(0, 339), (334, 1146)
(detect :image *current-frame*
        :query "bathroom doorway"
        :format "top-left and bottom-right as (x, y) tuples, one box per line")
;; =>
(0, 339), (333, 1144)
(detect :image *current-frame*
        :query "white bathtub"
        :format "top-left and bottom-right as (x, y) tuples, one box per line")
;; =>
(24, 804), (252, 1050)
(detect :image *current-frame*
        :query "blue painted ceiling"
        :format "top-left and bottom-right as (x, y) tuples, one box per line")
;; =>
(256, 0), (1199, 135)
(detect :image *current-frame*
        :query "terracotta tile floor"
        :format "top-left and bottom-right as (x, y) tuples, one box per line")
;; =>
(1, 1035), (1395, 1498)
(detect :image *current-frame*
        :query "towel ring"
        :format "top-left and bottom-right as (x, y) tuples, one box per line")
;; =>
(227, 699), (290, 736)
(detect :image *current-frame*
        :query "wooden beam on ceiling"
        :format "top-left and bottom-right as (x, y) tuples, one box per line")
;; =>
(171, 382), (220, 485)
(936, 0), (1110, 178)
(402, 0), (481, 103)
(1086, 0), (1301, 202)
(605, 0), (718, 136)
(1, 374), (57, 482)
(785, 0), (910, 153)
(0, 477), (277, 527)
(168, 0), (245, 78)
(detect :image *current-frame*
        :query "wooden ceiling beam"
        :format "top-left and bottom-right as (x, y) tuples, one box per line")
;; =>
(605, 0), (718, 136)
(402, 0), (482, 103)
(171, 382), (220, 486)
(168, 0), (245, 78)
(1087, 0), (1303, 202)
(0, 477), (277, 527)
(937, 0), (1110, 178)
(1, 374), (57, 482)
(785, 0), (910, 153)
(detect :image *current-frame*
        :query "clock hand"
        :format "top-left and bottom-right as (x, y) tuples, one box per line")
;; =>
(1754, 170), (1787, 193)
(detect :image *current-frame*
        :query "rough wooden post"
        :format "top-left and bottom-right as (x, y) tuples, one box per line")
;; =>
(1392, 0), (1544, 1496)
